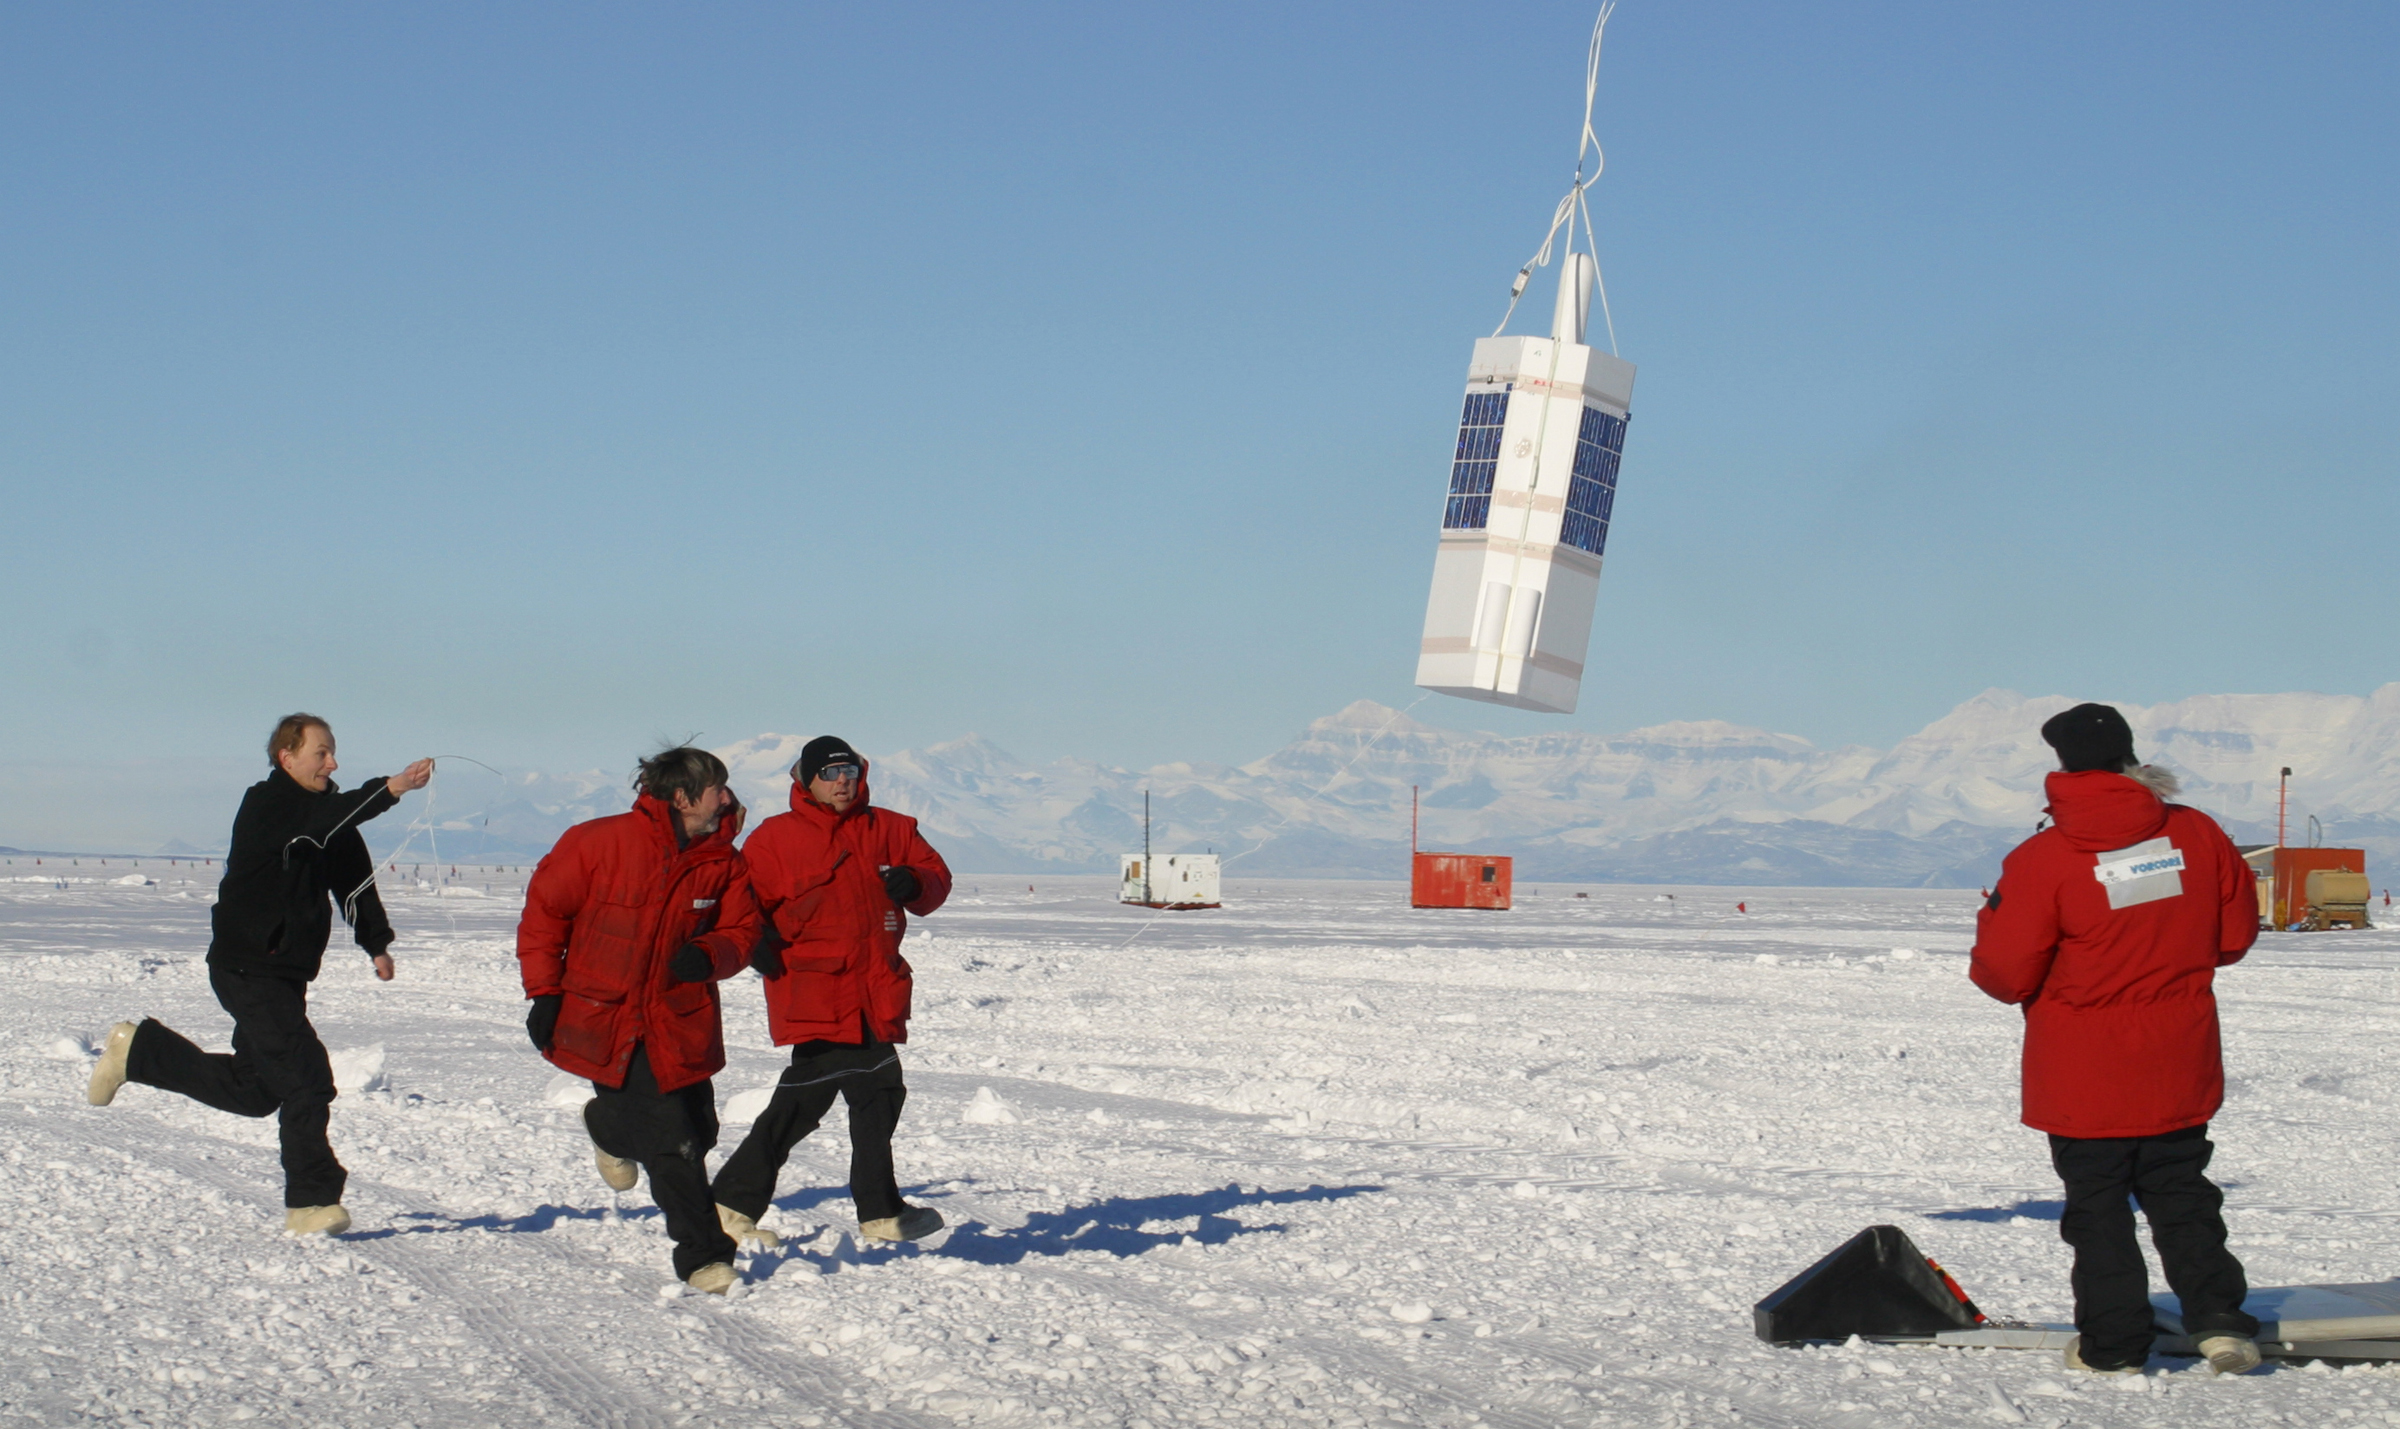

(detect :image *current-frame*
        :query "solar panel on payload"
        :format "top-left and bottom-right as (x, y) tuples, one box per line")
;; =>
(1414, 6), (1634, 717)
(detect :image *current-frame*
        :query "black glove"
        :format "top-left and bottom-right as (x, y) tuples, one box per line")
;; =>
(749, 932), (786, 980)
(880, 865), (921, 905)
(668, 942), (713, 984)
(525, 994), (562, 1052)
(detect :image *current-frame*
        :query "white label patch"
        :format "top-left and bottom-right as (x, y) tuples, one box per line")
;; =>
(692, 898), (716, 909)
(2093, 849), (2186, 886)
(2092, 837), (2186, 910)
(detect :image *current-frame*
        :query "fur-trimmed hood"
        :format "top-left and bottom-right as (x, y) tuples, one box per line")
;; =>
(2123, 763), (2181, 800)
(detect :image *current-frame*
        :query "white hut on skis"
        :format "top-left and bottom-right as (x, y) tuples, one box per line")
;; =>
(1118, 792), (1220, 910)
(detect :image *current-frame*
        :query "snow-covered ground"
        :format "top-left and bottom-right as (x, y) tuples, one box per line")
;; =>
(7, 862), (2400, 1427)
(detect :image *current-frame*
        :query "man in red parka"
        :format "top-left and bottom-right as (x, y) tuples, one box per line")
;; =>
(518, 746), (759, 1294)
(711, 735), (952, 1248)
(1971, 703), (2262, 1376)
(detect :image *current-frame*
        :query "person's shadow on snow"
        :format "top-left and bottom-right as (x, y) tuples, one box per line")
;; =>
(347, 1181), (1381, 1282)
(732, 1181), (1382, 1282)
(351, 1203), (623, 1239)
(920, 1180), (1382, 1266)
(1926, 1198), (2065, 1222)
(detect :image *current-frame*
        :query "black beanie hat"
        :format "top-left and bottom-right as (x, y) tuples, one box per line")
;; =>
(2041, 702), (2137, 773)
(796, 735), (862, 786)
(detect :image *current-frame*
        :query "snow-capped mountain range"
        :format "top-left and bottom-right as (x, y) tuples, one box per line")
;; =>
(370, 686), (2400, 888)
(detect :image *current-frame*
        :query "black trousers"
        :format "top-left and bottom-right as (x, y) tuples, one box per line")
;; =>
(713, 1039), (908, 1224)
(124, 965), (345, 1208)
(584, 1044), (738, 1279)
(2050, 1122), (2258, 1368)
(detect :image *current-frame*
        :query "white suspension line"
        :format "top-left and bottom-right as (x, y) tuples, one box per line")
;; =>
(1491, 192), (1578, 338)
(1490, 4), (1620, 346)
(1577, 184), (1619, 356)
(339, 752), (510, 930)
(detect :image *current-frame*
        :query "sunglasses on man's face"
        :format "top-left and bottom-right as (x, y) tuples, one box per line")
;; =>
(816, 764), (863, 784)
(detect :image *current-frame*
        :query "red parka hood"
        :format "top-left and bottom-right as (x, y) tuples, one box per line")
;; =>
(632, 789), (747, 850)
(786, 760), (871, 825)
(2043, 769), (2168, 852)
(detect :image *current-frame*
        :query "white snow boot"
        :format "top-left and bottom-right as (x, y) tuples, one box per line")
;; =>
(583, 1101), (638, 1191)
(86, 1022), (137, 1106)
(685, 1262), (737, 1295)
(860, 1206), (945, 1243)
(2062, 1336), (2142, 1376)
(594, 1147), (638, 1192)
(2197, 1334), (2263, 1375)
(285, 1205), (352, 1236)
(717, 1204), (781, 1250)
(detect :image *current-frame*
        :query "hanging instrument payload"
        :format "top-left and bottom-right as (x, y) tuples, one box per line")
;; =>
(1414, 6), (1634, 716)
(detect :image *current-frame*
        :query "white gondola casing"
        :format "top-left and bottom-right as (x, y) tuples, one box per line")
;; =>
(1415, 255), (1634, 715)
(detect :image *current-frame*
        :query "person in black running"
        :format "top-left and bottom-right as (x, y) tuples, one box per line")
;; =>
(85, 713), (432, 1236)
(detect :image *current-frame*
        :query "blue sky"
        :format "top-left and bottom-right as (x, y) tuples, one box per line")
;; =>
(4, 0), (2394, 824)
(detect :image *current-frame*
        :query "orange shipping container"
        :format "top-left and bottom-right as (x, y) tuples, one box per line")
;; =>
(1412, 852), (1512, 909)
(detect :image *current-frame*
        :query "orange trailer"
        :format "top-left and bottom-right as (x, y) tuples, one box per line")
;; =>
(2242, 845), (2370, 930)
(1408, 785), (1512, 908)
(1411, 852), (1512, 909)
